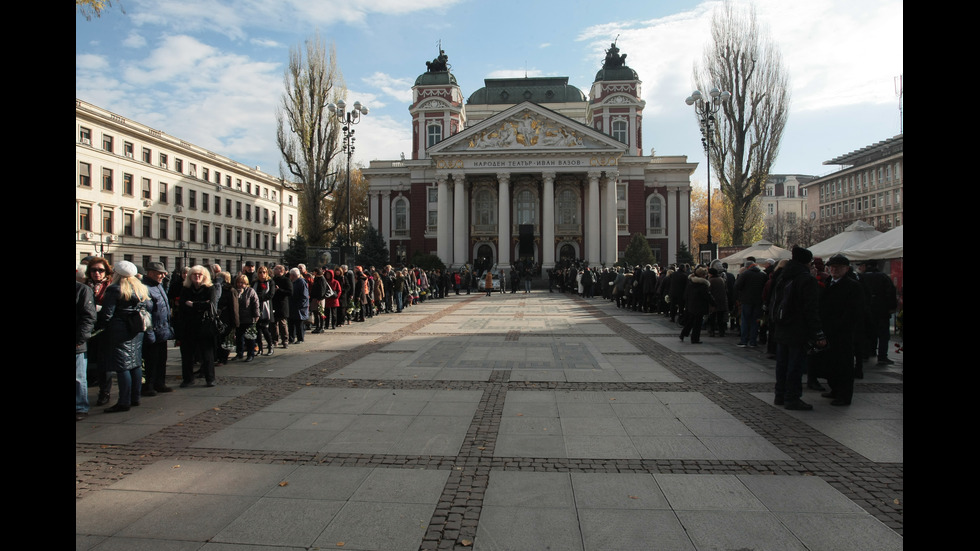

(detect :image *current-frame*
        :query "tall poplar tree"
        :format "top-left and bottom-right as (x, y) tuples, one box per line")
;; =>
(277, 31), (345, 247)
(694, 1), (790, 246)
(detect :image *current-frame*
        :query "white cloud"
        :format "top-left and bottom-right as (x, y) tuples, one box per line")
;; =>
(486, 69), (547, 79)
(362, 72), (414, 105)
(122, 31), (147, 48)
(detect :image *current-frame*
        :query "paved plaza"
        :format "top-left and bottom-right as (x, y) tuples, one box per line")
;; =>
(76, 289), (903, 550)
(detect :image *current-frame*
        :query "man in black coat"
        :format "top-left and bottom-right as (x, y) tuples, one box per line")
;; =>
(734, 257), (768, 347)
(271, 265), (292, 348)
(857, 260), (898, 365)
(818, 254), (865, 405)
(772, 247), (826, 411)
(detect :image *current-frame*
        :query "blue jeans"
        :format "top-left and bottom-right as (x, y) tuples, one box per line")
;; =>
(76, 352), (89, 413)
(115, 366), (142, 407)
(394, 291), (403, 312)
(524, 279), (532, 292)
(775, 343), (806, 402)
(740, 304), (762, 345)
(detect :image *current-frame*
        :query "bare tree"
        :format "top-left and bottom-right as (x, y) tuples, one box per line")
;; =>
(694, 1), (790, 246)
(277, 31), (344, 247)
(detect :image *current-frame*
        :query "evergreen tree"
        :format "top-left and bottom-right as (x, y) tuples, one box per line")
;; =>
(355, 225), (390, 269)
(623, 233), (656, 267)
(675, 242), (695, 265)
(410, 252), (446, 272)
(283, 235), (309, 268)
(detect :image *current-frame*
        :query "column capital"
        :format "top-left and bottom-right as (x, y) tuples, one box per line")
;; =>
(381, 189), (391, 198)
(541, 171), (557, 182)
(496, 172), (511, 184)
(587, 170), (602, 181)
(435, 173), (449, 185)
(604, 170), (620, 182)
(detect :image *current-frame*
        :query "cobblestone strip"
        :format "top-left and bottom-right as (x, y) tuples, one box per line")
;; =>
(573, 295), (903, 535)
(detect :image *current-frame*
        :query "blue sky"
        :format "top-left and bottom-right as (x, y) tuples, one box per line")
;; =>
(76, 0), (903, 188)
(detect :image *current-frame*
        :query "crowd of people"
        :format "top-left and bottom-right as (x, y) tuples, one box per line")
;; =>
(545, 251), (900, 411)
(75, 259), (489, 420)
(75, 252), (900, 420)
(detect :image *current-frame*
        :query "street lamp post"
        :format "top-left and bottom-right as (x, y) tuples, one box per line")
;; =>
(327, 99), (368, 267)
(685, 87), (730, 263)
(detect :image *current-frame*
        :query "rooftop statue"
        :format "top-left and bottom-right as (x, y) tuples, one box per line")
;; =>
(603, 42), (627, 69)
(426, 50), (449, 73)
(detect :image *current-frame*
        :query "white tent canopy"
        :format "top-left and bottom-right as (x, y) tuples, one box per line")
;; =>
(719, 240), (791, 266)
(840, 225), (903, 261)
(808, 220), (882, 259)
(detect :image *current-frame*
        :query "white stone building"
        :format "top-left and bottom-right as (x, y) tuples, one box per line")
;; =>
(75, 99), (299, 273)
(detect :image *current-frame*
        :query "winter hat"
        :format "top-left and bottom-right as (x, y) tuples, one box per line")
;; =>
(826, 254), (850, 267)
(115, 260), (138, 277)
(791, 246), (813, 265)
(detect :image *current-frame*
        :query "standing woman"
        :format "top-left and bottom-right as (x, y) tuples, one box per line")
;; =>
(485, 270), (494, 297)
(233, 274), (260, 362)
(84, 257), (114, 406)
(141, 262), (174, 396)
(95, 261), (151, 412)
(679, 267), (712, 344)
(323, 268), (342, 330)
(288, 268), (310, 343)
(251, 266), (276, 355)
(176, 265), (218, 387)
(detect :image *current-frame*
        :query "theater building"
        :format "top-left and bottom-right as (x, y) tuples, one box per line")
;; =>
(362, 44), (696, 270)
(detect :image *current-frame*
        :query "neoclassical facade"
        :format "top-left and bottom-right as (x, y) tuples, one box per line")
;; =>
(362, 45), (696, 270)
(76, 99), (300, 272)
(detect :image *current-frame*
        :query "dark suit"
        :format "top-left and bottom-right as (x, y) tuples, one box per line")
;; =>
(818, 273), (864, 403)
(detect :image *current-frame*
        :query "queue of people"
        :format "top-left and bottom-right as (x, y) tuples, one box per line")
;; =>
(76, 260), (480, 420)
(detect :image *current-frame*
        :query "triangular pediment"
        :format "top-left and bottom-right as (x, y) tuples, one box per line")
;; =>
(428, 101), (626, 156)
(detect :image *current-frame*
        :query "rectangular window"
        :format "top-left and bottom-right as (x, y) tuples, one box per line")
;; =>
(288, 214), (293, 229)
(159, 182), (168, 203)
(263, 208), (269, 224)
(246, 182), (251, 194)
(214, 226), (221, 245)
(123, 141), (134, 158)
(141, 178), (151, 200)
(226, 199), (232, 217)
(79, 126), (91, 144)
(189, 189), (197, 210)
(202, 224), (210, 244)
(175, 219), (183, 241)
(246, 231), (252, 249)
(246, 205), (252, 221)
(189, 222), (197, 243)
(202, 192), (210, 213)
(123, 173), (134, 196)
(101, 168), (113, 191)
(236, 178), (242, 190)
(214, 171), (220, 184)
(427, 124), (442, 147)
(236, 202), (242, 219)
(225, 175), (232, 187)
(142, 215), (152, 237)
(79, 206), (92, 231)
(159, 153), (168, 168)
(79, 162), (91, 187)
(202, 167), (209, 181)
(214, 196), (221, 215)
(159, 217), (168, 240)
(142, 147), (152, 163)
(272, 212), (276, 226)
(188, 163), (197, 177)
(175, 186), (183, 206)
(102, 208), (114, 233)
(102, 134), (113, 153)
(175, 158), (183, 173)
(123, 212), (134, 236)
(226, 228), (232, 245)
(236, 230), (243, 247)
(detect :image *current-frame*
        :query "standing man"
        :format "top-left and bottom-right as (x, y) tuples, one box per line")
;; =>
(76, 280), (96, 421)
(818, 254), (864, 406)
(241, 261), (257, 285)
(142, 262), (174, 396)
(772, 246), (826, 411)
(857, 260), (898, 366)
(271, 265), (292, 348)
(734, 257), (768, 347)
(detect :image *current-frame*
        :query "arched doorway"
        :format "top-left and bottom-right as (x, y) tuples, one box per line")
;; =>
(475, 243), (494, 275)
(559, 243), (576, 262)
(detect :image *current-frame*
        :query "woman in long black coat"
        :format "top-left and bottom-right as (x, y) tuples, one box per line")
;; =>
(175, 265), (218, 387)
(96, 260), (151, 412)
(680, 267), (712, 344)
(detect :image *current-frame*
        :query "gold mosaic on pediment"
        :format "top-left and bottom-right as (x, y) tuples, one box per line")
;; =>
(467, 111), (585, 150)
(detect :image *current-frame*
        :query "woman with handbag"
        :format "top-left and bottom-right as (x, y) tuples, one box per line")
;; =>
(232, 274), (260, 362)
(176, 265), (218, 387)
(252, 266), (276, 355)
(95, 260), (151, 412)
(323, 268), (342, 330)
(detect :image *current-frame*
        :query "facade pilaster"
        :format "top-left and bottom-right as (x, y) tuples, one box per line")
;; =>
(380, 190), (391, 244)
(603, 171), (619, 265)
(667, 187), (677, 264)
(436, 174), (450, 264)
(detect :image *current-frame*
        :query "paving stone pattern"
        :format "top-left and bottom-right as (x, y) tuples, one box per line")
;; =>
(77, 291), (903, 550)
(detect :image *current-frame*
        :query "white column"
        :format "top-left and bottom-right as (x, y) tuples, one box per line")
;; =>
(603, 171), (619, 265)
(667, 187), (678, 264)
(542, 171), (556, 270)
(437, 174), (450, 263)
(497, 172), (511, 269)
(369, 191), (379, 233)
(679, 186), (690, 259)
(381, 190), (391, 244)
(452, 173), (467, 268)
(587, 170), (601, 265)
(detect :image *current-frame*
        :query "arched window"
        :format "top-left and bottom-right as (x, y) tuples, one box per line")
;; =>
(515, 189), (537, 225)
(612, 119), (628, 144)
(474, 188), (496, 228)
(556, 188), (578, 225)
(393, 196), (409, 236)
(646, 194), (664, 236)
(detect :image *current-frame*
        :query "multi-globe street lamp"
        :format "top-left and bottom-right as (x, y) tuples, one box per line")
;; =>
(326, 99), (368, 266)
(685, 87), (730, 263)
